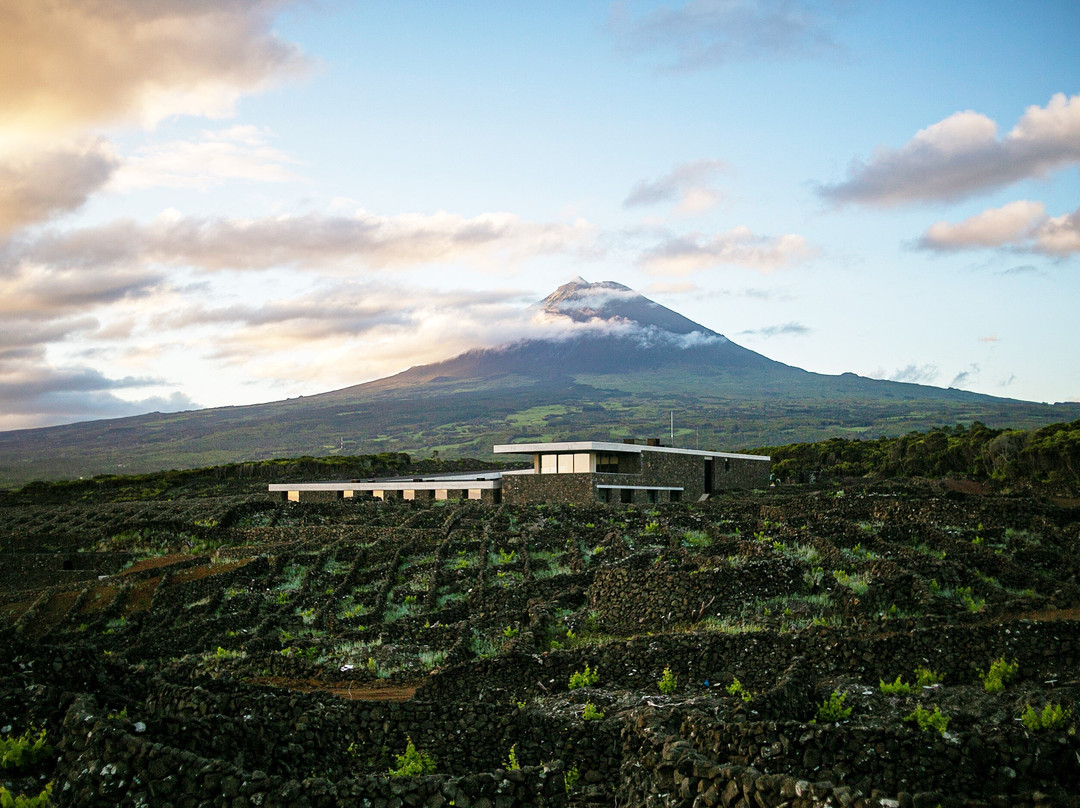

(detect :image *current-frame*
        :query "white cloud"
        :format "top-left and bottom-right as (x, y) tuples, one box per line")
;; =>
(739, 322), (811, 338)
(610, 0), (849, 70)
(0, 140), (119, 235)
(2, 209), (596, 273)
(623, 159), (730, 213)
(820, 93), (1080, 206)
(0, 1), (308, 135)
(919, 201), (1080, 256)
(640, 225), (816, 274)
(109, 126), (302, 192)
(873, 364), (940, 385)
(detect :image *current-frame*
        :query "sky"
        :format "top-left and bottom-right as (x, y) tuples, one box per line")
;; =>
(0, 0), (1078, 431)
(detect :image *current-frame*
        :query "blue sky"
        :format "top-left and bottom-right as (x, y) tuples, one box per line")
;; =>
(0, 0), (1077, 429)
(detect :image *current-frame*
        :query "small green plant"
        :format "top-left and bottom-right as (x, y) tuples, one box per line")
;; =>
(955, 586), (985, 613)
(0, 782), (53, 807)
(682, 529), (712, 547)
(814, 690), (852, 722)
(564, 764), (580, 794)
(497, 548), (516, 565)
(657, 666), (678, 695)
(645, 521), (661, 535)
(569, 664), (599, 690)
(214, 646), (241, 659)
(879, 675), (912, 695)
(506, 744), (520, 770)
(582, 702), (605, 720)
(503, 625), (519, 639)
(832, 569), (869, 596)
(366, 656), (378, 673)
(803, 565), (825, 588)
(905, 704), (949, 735)
(726, 677), (753, 703)
(0, 728), (51, 771)
(914, 666), (942, 687)
(1021, 702), (1072, 731)
(389, 736), (436, 777)
(980, 657), (1019, 693)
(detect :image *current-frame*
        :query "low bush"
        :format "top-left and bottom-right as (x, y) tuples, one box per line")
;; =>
(0, 728), (51, 772)
(815, 690), (852, 722)
(389, 737), (436, 777)
(1021, 702), (1072, 731)
(569, 663), (599, 690)
(657, 666), (678, 695)
(879, 675), (912, 695)
(905, 704), (949, 735)
(980, 657), (1019, 693)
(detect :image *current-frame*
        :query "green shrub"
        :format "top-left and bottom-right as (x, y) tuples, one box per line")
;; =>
(832, 570), (869, 596)
(564, 764), (580, 794)
(657, 666), (678, 695)
(506, 744), (520, 770)
(814, 691), (852, 722)
(582, 702), (604, 720)
(879, 675), (912, 695)
(914, 666), (942, 687)
(683, 530), (711, 547)
(955, 586), (985, 613)
(389, 736), (436, 777)
(0, 782), (53, 808)
(0, 728), (51, 772)
(1021, 702), (1072, 731)
(905, 704), (949, 735)
(980, 657), (1019, 693)
(726, 677), (753, 703)
(568, 664), (599, 690)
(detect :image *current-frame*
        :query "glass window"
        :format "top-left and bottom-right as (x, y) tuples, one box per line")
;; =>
(468, 489), (482, 500)
(557, 453), (574, 474)
(540, 454), (557, 474)
(597, 453), (620, 473)
(574, 453), (591, 473)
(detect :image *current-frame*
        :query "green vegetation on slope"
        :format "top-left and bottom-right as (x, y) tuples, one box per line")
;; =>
(756, 419), (1080, 487)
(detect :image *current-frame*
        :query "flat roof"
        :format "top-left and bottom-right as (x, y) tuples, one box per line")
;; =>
(269, 479), (500, 492)
(492, 441), (769, 461)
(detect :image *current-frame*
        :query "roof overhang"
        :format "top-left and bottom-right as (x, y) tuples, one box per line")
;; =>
(492, 441), (769, 461)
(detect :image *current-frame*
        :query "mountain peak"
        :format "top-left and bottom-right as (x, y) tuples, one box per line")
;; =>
(539, 277), (718, 337)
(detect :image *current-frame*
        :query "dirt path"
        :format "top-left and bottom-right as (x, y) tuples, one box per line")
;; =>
(245, 676), (421, 701)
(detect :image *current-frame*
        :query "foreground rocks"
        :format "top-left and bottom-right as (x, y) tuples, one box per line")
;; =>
(1, 482), (1078, 806)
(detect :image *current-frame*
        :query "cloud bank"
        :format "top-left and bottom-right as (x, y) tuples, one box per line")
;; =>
(0, 0), (308, 134)
(919, 201), (1080, 256)
(2, 210), (595, 274)
(0, 141), (120, 235)
(610, 0), (848, 70)
(624, 159), (730, 213)
(820, 93), (1080, 206)
(640, 225), (816, 274)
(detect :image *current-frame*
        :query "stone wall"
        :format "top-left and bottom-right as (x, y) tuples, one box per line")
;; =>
(56, 695), (569, 808)
(588, 558), (804, 632)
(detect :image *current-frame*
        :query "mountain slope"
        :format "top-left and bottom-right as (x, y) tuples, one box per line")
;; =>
(1, 278), (1077, 486)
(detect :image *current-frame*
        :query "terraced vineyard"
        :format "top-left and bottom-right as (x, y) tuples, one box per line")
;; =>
(1, 484), (1078, 807)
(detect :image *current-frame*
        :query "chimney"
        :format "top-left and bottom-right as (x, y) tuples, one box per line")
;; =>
(646, 438), (660, 446)
(622, 438), (637, 445)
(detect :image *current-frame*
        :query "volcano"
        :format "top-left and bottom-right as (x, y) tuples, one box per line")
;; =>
(1, 278), (1077, 485)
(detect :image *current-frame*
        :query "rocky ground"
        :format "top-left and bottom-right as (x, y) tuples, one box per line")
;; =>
(1, 481), (1078, 807)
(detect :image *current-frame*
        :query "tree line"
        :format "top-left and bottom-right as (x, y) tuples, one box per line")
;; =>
(756, 419), (1080, 487)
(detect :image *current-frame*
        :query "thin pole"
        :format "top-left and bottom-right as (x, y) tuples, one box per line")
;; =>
(670, 411), (674, 444)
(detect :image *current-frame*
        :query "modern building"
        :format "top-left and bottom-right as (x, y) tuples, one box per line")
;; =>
(268, 439), (770, 505)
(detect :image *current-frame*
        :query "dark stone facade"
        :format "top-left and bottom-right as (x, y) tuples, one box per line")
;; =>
(503, 450), (770, 505)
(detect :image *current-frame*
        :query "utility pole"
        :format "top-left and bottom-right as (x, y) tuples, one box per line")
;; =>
(670, 411), (674, 445)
